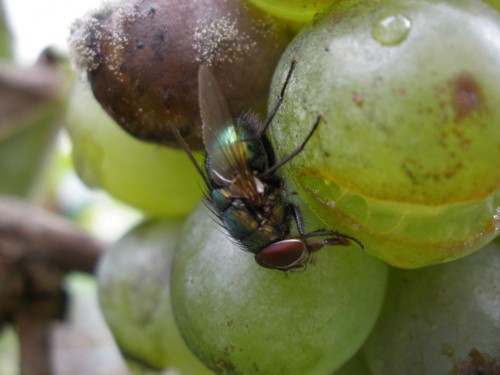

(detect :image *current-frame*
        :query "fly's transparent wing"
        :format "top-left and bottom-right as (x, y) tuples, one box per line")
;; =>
(198, 66), (249, 186)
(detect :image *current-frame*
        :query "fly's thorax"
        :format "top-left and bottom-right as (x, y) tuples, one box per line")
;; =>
(211, 189), (230, 211)
(222, 202), (259, 251)
(217, 186), (290, 254)
(239, 209), (290, 254)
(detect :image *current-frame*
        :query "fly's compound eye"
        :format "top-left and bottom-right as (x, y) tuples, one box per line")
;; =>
(254, 239), (309, 271)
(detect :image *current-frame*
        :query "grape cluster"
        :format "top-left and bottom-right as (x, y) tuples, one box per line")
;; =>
(68, 0), (500, 374)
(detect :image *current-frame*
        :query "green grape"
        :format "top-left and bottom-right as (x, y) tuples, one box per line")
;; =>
(171, 202), (388, 375)
(66, 81), (203, 218)
(333, 351), (371, 375)
(97, 219), (213, 375)
(268, 0), (500, 268)
(483, 0), (500, 12)
(68, 0), (294, 149)
(363, 238), (500, 374)
(247, 0), (338, 23)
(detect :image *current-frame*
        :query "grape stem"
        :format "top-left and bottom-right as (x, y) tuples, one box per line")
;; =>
(0, 195), (106, 375)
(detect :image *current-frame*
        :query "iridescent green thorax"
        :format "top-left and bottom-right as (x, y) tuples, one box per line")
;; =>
(211, 185), (290, 254)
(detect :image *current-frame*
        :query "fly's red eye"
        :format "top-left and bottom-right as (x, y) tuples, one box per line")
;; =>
(254, 239), (308, 270)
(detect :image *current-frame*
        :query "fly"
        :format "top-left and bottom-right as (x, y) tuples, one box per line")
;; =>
(169, 60), (363, 271)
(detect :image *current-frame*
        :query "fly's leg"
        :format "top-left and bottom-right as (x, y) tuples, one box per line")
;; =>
(167, 123), (211, 188)
(259, 59), (297, 137)
(288, 203), (323, 253)
(262, 114), (324, 177)
(289, 204), (364, 251)
(288, 203), (306, 238)
(303, 229), (364, 250)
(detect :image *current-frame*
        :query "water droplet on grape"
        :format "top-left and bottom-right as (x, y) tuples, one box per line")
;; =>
(372, 14), (411, 46)
(493, 206), (500, 232)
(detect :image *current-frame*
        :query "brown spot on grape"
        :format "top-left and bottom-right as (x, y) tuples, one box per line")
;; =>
(352, 92), (364, 106)
(452, 348), (500, 375)
(216, 358), (237, 373)
(401, 157), (463, 185)
(441, 343), (454, 357)
(451, 72), (486, 123)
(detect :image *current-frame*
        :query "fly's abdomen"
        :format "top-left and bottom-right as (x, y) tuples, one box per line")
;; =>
(235, 119), (268, 173)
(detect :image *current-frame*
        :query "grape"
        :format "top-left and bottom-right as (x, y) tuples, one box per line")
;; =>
(333, 351), (371, 375)
(362, 238), (500, 374)
(247, 0), (338, 23)
(483, 0), (500, 12)
(96, 219), (213, 375)
(171, 202), (388, 374)
(68, 0), (294, 149)
(66, 81), (202, 218)
(268, 0), (500, 268)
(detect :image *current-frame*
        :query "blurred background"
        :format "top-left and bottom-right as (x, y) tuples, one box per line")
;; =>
(1, 1), (142, 374)
(5, 0), (101, 65)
